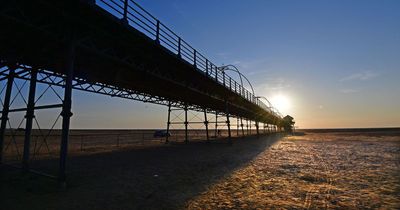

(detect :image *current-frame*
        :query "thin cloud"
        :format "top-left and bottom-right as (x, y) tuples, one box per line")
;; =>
(340, 71), (378, 82)
(340, 88), (360, 94)
(255, 78), (291, 93)
(216, 52), (231, 58)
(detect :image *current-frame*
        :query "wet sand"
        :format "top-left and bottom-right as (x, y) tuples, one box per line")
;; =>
(1, 130), (400, 209)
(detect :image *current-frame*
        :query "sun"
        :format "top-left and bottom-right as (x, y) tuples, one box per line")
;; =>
(270, 94), (290, 114)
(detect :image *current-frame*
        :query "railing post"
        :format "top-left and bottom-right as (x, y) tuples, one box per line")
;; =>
(222, 71), (225, 86)
(205, 59), (209, 76)
(156, 20), (160, 44)
(122, 0), (129, 23)
(234, 81), (237, 93)
(0, 67), (15, 164)
(215, 66), (218, 82)
(229, 78), (232, 90)
(193, 50), (197, 68)
(178, 37), (181, 57)
(22, 68), (38, 171)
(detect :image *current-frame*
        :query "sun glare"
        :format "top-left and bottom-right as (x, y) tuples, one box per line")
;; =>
(270, 95), (290, 115)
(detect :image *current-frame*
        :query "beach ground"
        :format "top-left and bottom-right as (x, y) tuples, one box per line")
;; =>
(1, 130), (400, 209)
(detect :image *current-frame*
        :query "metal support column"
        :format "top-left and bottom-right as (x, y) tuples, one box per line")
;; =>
(236, 118), (239, 136)
(240, 118), (244, 137)
(0, 67), (15, 164)
(203, 108), (209, 142)
(59, 43), (75, 184)
(215, 111), (218, 138)
(22, 69), (37, 171)
(184, 104), (188, 143)
(225, 102), (231, 144)
(165, 102), (171, 143)
(263, 123), (266, 134)
(256, 121), (259, 138)
(246, 119), (249, 135)
(249, 120), (252, 135)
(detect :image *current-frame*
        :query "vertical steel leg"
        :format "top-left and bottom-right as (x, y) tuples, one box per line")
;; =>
(0, 68), (15, 164)
(184, 105), (188, 143)
(225, 102), (231, 144)
(262, 123), (264, 134)
(240, 117), (244, 137)
(165, 102), (171, 143)
(246, 119), (249, 135)
(249, 120), (252, 135)
(203, 108), (209, 142)
(236, 118), (239, 136)
(59, 43), (75, 184)
(256, 121), (259, 138)
(215, 111), (218, 138)
(263, 123), (266, 134)
(22, 69), (37, 171)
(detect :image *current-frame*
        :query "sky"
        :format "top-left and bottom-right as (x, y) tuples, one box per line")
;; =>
(81, 0), (400, 129)
(6, 0), (399, 129)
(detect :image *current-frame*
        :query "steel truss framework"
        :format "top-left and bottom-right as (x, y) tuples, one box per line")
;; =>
(0, 63), (281, 183)
(165, 105), (244, 144)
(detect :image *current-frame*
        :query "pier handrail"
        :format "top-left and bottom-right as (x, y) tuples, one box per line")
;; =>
(96, 0), (282, 120)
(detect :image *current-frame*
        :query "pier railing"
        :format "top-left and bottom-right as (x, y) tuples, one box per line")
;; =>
(96, 0), (279, 118)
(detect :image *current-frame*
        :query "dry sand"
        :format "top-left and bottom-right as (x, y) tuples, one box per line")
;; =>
(1, 130), (399, 209)
(188, 131), (400, 209)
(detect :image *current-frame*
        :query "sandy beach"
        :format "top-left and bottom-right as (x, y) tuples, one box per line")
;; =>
(1, 129), (400, 209)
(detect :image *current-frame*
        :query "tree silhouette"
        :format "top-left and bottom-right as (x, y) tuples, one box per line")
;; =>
(281, 115), (295, 132)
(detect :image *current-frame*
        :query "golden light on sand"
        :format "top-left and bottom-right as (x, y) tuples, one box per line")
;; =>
(271, 94), (290, 115)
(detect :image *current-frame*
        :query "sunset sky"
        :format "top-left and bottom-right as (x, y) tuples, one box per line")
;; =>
(20, 0), (399, 129)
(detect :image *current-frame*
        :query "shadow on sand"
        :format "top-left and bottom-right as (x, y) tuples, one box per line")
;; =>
(1, 134), (283, 210)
